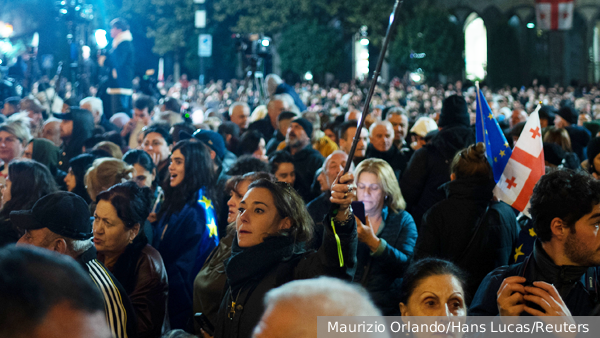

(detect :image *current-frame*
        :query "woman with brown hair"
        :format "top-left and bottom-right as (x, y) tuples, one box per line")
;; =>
(413, 143), (519, 303)
(213, 172), (357, 338)
(543, 128), (581, 170)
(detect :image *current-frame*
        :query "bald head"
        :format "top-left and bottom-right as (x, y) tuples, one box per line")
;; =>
(252, 277), (384, 338)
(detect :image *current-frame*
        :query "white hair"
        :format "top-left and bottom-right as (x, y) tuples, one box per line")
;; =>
(265, 73), (283, 96)
(229, 102), (250, 116)
(369, 120), (394, 136)
(264, 277), (381, 316)
(80, 97), (104, 117)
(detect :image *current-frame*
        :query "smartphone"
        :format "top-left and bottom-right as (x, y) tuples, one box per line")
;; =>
(194, 313), (215, 336)
(351, 201), (367, 224)
(522, 281), (545, 315)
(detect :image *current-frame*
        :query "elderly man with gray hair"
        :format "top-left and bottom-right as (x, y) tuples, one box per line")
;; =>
(229, 102), (251, 132)
(80, 96), (117, 132)
(252, 277), (387, 338)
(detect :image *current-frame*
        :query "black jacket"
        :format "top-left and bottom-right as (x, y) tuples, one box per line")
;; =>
(565, 125), (591, 161)
(354, 209), (418, 315)
(105, 35), (134, 92)
(265, 130), (285, 155)
(306, 192), (331, 250)
(214, 213), (357, 338)
(248, 115), (275, 143)
(365, 143), (408, 179)
(470, 241), (600, 316)
(400, 124), (475, 228)
(286, 144), (324, 202)
(413, 177), (519, 302)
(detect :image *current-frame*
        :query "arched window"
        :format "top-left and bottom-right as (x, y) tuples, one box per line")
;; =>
(464, 13), (487, 81)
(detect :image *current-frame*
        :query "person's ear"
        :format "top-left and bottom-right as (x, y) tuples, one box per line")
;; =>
(399, 302), (409, 317)
(130, 224), (140, 242)
(53, 238), (68, 255)
(450, 173), (456, 181)
(550, 217), (568, 241)
(152, 168), (157, 180)
(226, 134), (232, 144)
(279, 217), (291, 230)
(209, 150), (216, 161)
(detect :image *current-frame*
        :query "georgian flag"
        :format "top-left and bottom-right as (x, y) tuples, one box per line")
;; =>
(535, 0), (574, 31)
(493, 106), (545, 216)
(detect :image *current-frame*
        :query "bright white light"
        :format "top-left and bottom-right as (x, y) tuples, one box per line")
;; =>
(31, 32), (39, 48)
(360, 38), (369, 46)
(410, 72), (423, 83)
(464, 15), (487, 81)
(304, 71), (313, 81)
(261, 39), (270, 47)
(527, 22), (535, 29)
(95, 30), (108, 49)
(0, 22), (13, 38)
(59, 8), (67, 15)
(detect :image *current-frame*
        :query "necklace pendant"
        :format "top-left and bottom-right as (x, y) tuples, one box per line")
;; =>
(228, 301), (236, 320)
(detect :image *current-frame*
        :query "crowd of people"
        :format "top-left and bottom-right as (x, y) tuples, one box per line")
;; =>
(1, 19), (600, 338)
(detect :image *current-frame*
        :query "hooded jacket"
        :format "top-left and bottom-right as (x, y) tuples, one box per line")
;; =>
(413, 177), (519, 301)
(400, 124), (475, 228)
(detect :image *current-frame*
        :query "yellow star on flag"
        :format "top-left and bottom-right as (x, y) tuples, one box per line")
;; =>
(207, 219), (218, 238)
(504, 142), (509, 148)
(529, 228), (537, 237)
(488, 113), (493, 120)
(499, 150), (506, 157)
(494, 157), (497, 163)
(199, 196), (213, 210)
(513, 244), (524, 262)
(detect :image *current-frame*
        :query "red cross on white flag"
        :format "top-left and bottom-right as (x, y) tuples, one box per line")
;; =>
(493, 106), (545, 216)
(535, 0), (574, 31)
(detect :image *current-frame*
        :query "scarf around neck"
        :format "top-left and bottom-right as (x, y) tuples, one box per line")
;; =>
(225, 235), (305, 292)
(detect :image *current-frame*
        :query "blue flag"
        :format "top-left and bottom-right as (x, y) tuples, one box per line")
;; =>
(475, 89), (512, 183)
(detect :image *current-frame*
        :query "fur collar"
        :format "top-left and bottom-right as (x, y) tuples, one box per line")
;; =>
(112, 30), (133, 49)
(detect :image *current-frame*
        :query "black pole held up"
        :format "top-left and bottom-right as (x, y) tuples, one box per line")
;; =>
(344, 0), (404, 174)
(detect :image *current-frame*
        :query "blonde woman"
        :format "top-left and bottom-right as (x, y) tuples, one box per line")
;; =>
(353, 158), (417, 315)
(84, 157), (133, 212)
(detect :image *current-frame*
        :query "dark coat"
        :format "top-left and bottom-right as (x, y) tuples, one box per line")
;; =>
(0, 218), (19, 247)
(354, 209), (418, 315)
(565, 125), (591, 161)
(469, 241), (600, 316)
(265, 130), (285, 155)
(214, 213), (357, 338)
(248, 115), (275, 143)
(306, 192), (331, 250)
(105, 37), (134, 92)
(111, 235), (169, 338)
(286, 144), (324, 202)
(153, 196), (219, 330)
(400, 124), (475, 228)
(365, 143), (408, 179)
(413, 177), (519, 302)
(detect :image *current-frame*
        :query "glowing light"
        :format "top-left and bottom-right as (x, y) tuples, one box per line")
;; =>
(59, 8), (68, 15)
(527, 22), (535, 29)
(410, 72), (423, 83)
(360, 38), (369, 46)
(304, 71), (313, 81)
(0, 22), (13, 38)
(95, 30), (108, 49)
(261, 39), (270, 47)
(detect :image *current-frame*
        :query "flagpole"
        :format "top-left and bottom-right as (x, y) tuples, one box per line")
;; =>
(475, 81), (486, 144)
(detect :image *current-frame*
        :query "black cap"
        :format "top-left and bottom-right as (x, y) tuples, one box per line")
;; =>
(556, 106), (577, 125)
(11, 192), (93, 240)
(192, 129), (226, 160)
(438, 95), (469, 128)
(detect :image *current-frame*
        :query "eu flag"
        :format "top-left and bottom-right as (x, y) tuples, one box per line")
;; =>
(475, 89), (512, 183)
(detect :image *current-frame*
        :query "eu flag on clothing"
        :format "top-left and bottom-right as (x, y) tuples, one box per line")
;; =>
(475, 89), (512, 183)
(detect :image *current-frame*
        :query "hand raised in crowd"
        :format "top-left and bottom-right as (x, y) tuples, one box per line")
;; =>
(523, 282), (573, 317)
(356, 215), (381, 253)
(330, 170), (356, 222)
(496, 276), (527, 316)
(121, 118), (136, 136)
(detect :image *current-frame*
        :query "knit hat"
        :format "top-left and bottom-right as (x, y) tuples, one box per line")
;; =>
(438, 95), (469, 128)
(556, 106), (577, 125)
(292, 117), (313, 138)
(410, 117), (438, 138)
